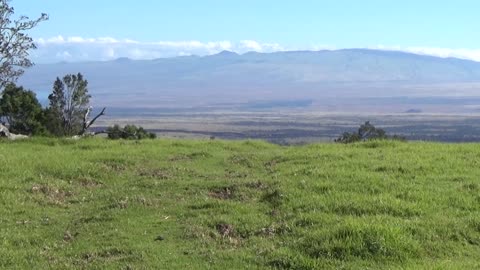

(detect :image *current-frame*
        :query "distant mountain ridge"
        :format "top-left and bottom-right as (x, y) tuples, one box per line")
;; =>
(18, 49), (480, 109)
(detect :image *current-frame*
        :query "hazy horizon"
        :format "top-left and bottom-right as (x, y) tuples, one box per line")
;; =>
(30, 47), (480, 65)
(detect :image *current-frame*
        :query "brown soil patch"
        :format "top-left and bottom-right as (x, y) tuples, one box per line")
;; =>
(31, 184), (73, 204)
(209, 186), (235, 200)
(78, 177), (103, 188)
(137, 168), (171, 179)
(246, 181), (268, 190)
(216, 223), (235, 238)
(225, 169), (248, 179)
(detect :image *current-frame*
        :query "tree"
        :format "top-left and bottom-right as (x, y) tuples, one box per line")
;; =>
(357, 121), (386, 140)
(335, 121), (403, 143)
(0, 0), (48, 89)
(44, 78), (66, 136)
(46, 73), (105, 136)
(0, 83), (45, 135)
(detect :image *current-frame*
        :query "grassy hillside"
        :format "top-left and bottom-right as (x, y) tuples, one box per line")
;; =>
(0, 138), (479, 269)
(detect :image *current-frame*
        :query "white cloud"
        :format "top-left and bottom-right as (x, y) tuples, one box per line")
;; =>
(408, 47), (480, 62)
(32, 35), (480, 63)
(34, 36), (246, 62)
(240, 40), (263, 51)
(373, 45), (480, 62)
(68, 36), (89, 43)
(36, 35), (64, 45)
(239, 40), (285, 52)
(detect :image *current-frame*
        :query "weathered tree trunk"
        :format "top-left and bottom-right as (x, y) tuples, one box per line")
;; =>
(0, 124), (29, 140)
(78, 107), (106, 136)
(0, 124), (10, 137)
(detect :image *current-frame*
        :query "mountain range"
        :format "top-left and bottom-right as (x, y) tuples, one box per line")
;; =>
(18, 49), (480, 113)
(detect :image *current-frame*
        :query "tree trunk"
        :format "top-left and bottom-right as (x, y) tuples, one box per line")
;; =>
(0, 124), (28, 140)
(78, 107), (106, 136)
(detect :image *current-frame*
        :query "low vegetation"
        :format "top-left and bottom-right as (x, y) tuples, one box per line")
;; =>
(0, 138), (478, 269)
(335, 121), (405, 143)
(107, 124), (157, 140)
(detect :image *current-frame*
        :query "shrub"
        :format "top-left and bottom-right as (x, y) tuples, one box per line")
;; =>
(106, 124), (156, 140)
(335, 121), (405, 143)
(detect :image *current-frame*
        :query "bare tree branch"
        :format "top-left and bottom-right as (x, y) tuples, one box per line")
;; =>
(79, 107), (106, 136)
(0, 0), (48, 89)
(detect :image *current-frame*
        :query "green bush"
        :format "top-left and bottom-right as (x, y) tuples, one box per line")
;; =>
(106, 124), (156, 140)
(335, 121), (405, 143)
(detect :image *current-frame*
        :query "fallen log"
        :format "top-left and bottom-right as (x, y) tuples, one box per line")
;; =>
(0, 124), (29, 140)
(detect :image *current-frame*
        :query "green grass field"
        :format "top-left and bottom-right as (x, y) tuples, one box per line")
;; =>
(0, 138), (479, 269)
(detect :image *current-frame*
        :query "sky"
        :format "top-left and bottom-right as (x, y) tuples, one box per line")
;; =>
(11, 0), (480, 63)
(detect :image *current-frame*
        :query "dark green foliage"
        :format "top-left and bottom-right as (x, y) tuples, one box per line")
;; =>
(335, 121), (405, 143)
(45, 73), (91, 136)
(0, 83), (45, 135)
(106, 124), (122, 140)
(106, 124), (156, 140)
(357, 121), (386, 139)
(43, 107), (63, 137)
(335, 132), (362, 144)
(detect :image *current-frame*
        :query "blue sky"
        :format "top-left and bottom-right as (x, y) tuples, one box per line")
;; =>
(12, 0), (480, 62)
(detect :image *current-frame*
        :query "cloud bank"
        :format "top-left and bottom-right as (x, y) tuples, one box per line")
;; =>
(33, 36), (286, 63)
(373, 45), (480, 62)
(32, 35), (480, 63)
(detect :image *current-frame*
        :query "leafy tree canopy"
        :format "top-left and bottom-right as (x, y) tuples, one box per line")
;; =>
(0, 83), (45, 135)
(46, 73), (91, 136)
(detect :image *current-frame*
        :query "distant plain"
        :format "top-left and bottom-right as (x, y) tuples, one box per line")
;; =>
(19, 49), (480, 143)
